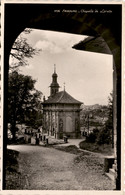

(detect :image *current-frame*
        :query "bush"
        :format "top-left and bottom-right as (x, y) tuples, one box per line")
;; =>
(96, 128), (112, 145)
(85, 125), (112, 145)
(93, 128), (99, 135)
(86, 132), (97, 143)
(86, 128), (99, 143)
(86, 127), (112, 145)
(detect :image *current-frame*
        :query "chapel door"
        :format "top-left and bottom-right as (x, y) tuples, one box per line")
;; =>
(66, 116), (72, 132)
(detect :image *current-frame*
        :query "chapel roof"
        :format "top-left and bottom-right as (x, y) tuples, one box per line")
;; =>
(43, 90), (82, 104)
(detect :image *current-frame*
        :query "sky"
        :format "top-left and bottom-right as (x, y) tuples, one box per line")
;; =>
(9, 29), (113, 105)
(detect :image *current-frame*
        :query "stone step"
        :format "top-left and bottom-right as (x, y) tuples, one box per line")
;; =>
(105, 172), (115, 181)
(109, 168), (115, 176)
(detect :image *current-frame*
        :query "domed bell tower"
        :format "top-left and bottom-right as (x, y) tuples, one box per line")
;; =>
(50, 64), (60, 96)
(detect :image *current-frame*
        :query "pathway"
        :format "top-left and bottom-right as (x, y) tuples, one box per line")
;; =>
(8, 145), (82, 190)
(7, 144), (115, 190)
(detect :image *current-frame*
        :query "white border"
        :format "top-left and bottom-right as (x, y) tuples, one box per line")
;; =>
(1, 0), (4, 192)
(122, 1), (125, 192)
(0, 0), (124, 194)
(1, 0), (124, 4)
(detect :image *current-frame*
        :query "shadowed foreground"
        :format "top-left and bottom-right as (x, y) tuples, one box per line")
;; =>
(6, 145), (115, 190)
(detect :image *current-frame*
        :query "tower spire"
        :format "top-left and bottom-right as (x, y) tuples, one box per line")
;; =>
(50, 64), (60, 96)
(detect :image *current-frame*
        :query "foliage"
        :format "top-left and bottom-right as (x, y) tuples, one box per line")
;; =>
(86, 128), (99, 143)
(86, 132), (96, 143)
(80, 104), (109, 129)
(9, 28), (41, 70)
(8, 71), (42, 140)
(96, 128), (112, 145)
(106, 92), (113, 129)
(79, 140), (113, 155)
(25, 109), (43, 129)
(85, 92), (113, 145)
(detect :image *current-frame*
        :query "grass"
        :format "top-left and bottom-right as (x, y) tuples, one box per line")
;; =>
(54, 144), (116, 190)
(54, 145), (90, 155)
(54, 145), (81, 154)
(6, 149), (19, 172)
(79, 140), (114, 156)
(5, 149), (25, 189)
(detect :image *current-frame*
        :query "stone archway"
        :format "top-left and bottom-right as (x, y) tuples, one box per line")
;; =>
(4, 3), (122, 189)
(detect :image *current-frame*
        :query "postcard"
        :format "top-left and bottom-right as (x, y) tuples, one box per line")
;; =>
(0, 0), (124, 194)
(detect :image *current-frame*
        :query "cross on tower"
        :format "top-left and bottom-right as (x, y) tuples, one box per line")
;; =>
(64, 82), (66, 91)
(54, 64), (56, 73)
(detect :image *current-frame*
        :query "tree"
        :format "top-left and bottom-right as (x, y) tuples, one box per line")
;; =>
(107, 92), (113, 127)
(8, 71), (42, 141)
(23, 90), (43, 128)
(106, 92), (113, 146)
(8, 29), (42, 140)
(96, 127), (112, 145)
(9, 28), (41, 70)
(96, 92), (113, 146)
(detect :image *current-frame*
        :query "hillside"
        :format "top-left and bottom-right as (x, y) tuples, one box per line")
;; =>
(80, 104), (109, 134)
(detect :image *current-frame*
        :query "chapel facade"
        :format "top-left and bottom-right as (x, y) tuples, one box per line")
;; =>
(42, 66), (82, 139)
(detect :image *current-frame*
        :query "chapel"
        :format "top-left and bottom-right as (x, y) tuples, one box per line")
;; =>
(42, 66), (82, 139)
